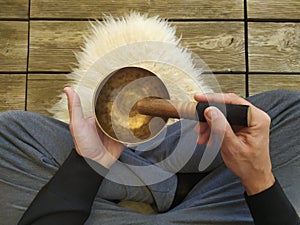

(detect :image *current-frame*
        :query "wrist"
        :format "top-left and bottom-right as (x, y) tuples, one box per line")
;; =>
(91, 152), (117, 169)
(243, 172), (275, 195)
(75, 147), (117, 169)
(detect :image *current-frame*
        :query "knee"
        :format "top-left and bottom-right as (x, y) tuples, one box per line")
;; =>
(0, 110), (33, 124)
(0, 110), (26, 118)
(258, 89), (300, 104)
(264, 90), (300, 117)
(272, 90), (300, 107)
(268, 89), (300, 99)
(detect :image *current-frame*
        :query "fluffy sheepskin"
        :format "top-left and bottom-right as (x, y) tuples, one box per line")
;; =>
(49, 12), (212, 122)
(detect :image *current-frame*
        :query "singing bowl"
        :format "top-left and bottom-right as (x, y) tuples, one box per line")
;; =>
(93, 67), (171, 145)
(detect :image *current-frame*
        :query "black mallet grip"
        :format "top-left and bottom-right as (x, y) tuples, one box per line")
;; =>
(196, 102), (250, 127)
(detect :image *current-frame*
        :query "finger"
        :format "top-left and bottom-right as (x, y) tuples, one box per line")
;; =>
(197, 128), (210, 145)
(199, 122), (210, 144)
(199, 122), (209, 134)
(207, 133), (214, 147)
(195, 93), (260, 128)
(204, 106), (237, 149)
(64, 87), (84, 122)
(64, 87), (74, 121)
(204, 93), (265, 128)
(194, 123), (200, 133)
(194, 122), (210, 145)
(193, 122), (208, 134)
(194, 93), (250, 106)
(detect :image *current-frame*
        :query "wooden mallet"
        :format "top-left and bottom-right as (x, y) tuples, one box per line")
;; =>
(136, 97), (250, 127)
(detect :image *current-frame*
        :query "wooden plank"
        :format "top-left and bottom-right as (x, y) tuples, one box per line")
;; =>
(249, 74), (300, 95)
(29, 21), (89, 72)
(30, 0), (244, 19)
(0, 74), (26, 111)
(0, 21), (28, 72)
(0, 0), (28, 19)
(248, 23), (300, 73)
(175, 22), (245, 72)
(27, 74), (69, 116)
(248, 0), (300, 19)
(29, 21), (244, 72)
(202, 74), (245, 97)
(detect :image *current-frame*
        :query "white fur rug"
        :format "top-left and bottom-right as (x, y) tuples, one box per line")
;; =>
(49, 12), (212, 122)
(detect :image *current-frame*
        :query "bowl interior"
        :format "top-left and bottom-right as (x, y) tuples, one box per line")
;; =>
(94, 67), (170, 145)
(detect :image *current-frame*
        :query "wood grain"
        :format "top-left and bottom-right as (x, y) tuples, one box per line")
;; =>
(248, 23), (300, 73)
(29, 21), (90, 72)
(30, 0), (244, 19)
(0, 21), (28, 72)
(0, 74), (26, 111)
(26, 74), (69, 115)
(249, 74), (300, 95)
(29, 21), (245, 72)
(0, 0), (28, 18)
(248, 0), (300, 19)
(202, 74), (245, 97)
(175, 22), (245, 72)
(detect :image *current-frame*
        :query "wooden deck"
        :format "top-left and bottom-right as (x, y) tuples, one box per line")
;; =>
(0, 0), (300, 116)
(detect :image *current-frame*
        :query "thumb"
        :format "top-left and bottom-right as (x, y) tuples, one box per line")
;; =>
(64, 87), (84, 122)
(64, 87), (74, 120)
(204, 106), (236, 146)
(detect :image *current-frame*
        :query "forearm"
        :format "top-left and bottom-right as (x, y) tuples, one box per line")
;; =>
(18, 150), (107, 225)
(245, 178), (300, 225)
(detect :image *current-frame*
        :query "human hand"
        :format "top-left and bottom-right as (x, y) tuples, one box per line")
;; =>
(64, 87), (125, 168)
(194, 93), (275, 195)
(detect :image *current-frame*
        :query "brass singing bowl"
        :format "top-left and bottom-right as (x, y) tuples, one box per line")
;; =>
(93, 67), (170, 145)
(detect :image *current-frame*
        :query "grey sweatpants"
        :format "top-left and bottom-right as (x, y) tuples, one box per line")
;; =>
(1, 90), (299, 225)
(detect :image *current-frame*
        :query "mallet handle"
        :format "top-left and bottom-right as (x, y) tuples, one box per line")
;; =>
(136, 98), (250, 127)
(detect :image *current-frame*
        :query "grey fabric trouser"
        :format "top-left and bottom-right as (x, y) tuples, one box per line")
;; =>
(1, 90), (299, 225)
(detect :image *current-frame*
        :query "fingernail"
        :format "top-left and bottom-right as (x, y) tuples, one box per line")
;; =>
(207, 107), (219, 120)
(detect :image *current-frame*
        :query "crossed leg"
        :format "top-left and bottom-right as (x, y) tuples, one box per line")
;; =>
(1, 90), (299, 225)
